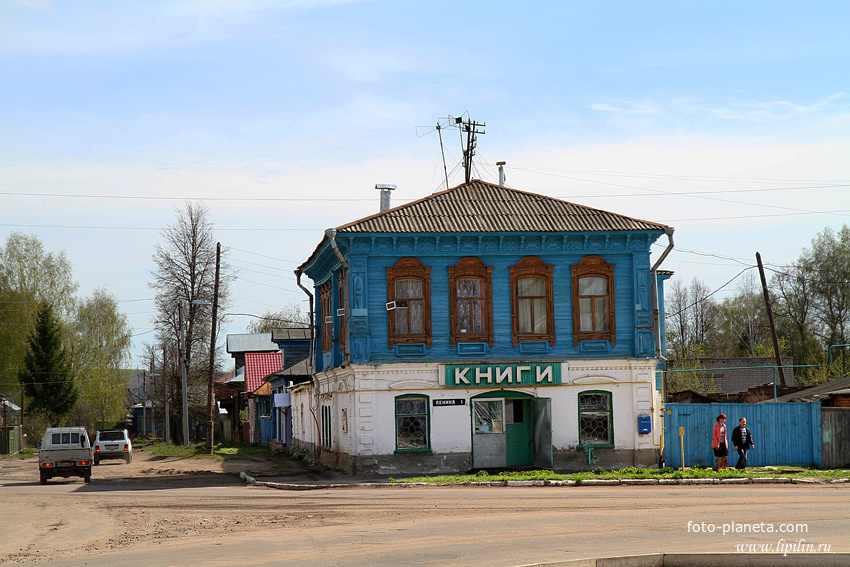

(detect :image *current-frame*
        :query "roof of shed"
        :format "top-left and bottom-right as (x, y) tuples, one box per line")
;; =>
(226, 333), (278, 354)
(244, 352), (282, 393)
(336, 180), (670, 234)
(772, 376), (850, 403)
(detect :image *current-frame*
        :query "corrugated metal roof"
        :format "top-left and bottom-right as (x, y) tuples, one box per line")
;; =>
(244, 352), (282, 393)
(336, 180), (670, 234)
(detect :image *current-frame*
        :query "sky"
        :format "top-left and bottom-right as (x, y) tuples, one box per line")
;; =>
(2, 0), (849, 368)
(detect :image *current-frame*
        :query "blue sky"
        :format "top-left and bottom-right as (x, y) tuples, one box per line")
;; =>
(2, 0), (849, 365)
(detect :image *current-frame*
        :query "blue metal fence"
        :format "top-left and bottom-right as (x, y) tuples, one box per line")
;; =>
(663, 402), (821, 469)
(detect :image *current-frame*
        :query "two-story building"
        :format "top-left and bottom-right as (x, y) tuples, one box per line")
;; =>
(291, 179), (674, 475)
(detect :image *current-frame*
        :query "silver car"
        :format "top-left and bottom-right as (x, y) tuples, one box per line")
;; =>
(94, 429), (132, 464)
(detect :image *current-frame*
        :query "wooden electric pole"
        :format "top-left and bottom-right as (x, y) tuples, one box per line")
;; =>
(756, 252), (787, 387)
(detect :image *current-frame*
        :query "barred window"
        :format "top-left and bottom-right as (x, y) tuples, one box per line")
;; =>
(395, 395), (430, 452)
(321, 405), (332, 450)
(579, 391), (613, 447)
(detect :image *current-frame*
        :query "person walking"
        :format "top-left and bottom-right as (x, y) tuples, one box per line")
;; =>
(732, 417), (755, 470)
(711, 414), (728, 471)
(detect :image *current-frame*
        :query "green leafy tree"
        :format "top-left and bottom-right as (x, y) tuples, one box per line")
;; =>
(19, 303), (77, 426)
(0, 233), (78, 400)
(67, 289), (133, 431)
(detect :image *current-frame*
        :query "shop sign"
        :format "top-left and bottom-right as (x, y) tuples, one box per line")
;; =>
(433, 398), (466, 406)
(444, 363), (561, 388)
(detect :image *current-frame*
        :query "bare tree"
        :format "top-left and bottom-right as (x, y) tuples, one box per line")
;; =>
(149, 202), (232, 443)
(245, 303), (310, 333)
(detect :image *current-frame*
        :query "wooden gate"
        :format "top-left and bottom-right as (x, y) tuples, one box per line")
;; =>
(822, 408), (850, 469)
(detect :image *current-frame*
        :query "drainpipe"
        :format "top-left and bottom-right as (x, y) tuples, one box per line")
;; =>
(650, 227), (675, 361)
(324, 228), (351, 366)
(294, 268), (315, 371)
(650, 227), (674, 468)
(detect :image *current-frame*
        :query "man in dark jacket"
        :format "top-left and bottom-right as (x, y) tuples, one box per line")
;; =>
(732, 417), (755, 470)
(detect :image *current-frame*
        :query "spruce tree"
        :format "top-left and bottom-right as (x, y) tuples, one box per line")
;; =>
(18, 303), (77, 426)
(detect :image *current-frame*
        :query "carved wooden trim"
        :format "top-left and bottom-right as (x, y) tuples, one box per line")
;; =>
(571, 255), (616, 346)
(386, 257), (432, 348)
(509, 256), (555, 347)
(448, 257), (493, 348)
(320, 281), (332, 352)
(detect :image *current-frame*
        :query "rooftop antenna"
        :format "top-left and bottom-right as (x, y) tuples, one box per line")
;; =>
(416, 112), (485, 189)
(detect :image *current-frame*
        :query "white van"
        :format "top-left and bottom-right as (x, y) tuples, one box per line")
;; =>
(39, 427), (93, 484)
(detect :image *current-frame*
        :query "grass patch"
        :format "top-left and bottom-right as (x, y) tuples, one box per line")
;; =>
(388, 466), (850, 485)
(0, 446), (38, 460)
(141, 441), (272, 460)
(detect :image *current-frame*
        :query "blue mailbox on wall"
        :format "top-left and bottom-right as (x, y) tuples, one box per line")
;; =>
(637, 414), (652, 434)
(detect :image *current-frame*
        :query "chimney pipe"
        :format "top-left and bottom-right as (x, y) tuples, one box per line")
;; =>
(496, 161), (506, 186)
(375, 184), (396, 212)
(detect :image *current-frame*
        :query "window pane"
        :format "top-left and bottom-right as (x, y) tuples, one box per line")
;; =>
(533, 298), (547, 332)
(470, 299), (483, 333)
(409, 300), (424, 334)
(580, 393), (610, 411)
(397, 416), (428, 449)
(52, 434), (60, 444)
(579, 276), (606, 296)
(579, 297), (593, 331)
(458, 300), (471, 333)
(580, 414), (611, 444)
(457, 278), (481, 298)
(396, 279), (422, 299)
(518, 298), (533, 333)
(473, 400), (504, 434)
(396, 398), (427, 415)
(594, 297), (608, 332)
(395, 306), (409, 334)
(517, 277), (545, 297)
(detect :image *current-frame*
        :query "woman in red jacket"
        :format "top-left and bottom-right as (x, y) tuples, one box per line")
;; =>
(711, 414), (728, 471)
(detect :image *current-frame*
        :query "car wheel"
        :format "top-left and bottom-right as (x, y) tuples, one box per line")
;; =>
(94, 458), (100, 465)
(40, 471), (48, 485)
(125, 453), (132, 464)
(84, 472), (91, 484)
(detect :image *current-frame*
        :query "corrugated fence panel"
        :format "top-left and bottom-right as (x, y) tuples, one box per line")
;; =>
(663, 403), (821, 469)
(822, 408), (850, 469)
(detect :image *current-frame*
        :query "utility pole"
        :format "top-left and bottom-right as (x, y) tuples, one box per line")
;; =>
(756, 252), (787, 387)
(162, 343), (170, 445)
(461, 118), (485, 183)
(141, 370), (147, 438)
(206, 242), (221, 454)
(179, 300), (189, 446)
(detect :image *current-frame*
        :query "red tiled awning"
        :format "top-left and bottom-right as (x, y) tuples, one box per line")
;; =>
(244, 352), (282, 393)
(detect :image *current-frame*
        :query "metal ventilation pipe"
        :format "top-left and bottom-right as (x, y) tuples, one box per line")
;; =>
(497, 161), (506, 186)
(375, 184), (396, 212)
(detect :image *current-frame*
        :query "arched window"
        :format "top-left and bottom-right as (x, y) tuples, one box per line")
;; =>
(571, 255), (616, 345)
(386, 258), (432, 347)
(510, 256), (555, 346)
(449, 257), (493, 347)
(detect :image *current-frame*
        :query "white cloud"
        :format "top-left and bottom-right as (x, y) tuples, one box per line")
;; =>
(713, 92), (847, 123)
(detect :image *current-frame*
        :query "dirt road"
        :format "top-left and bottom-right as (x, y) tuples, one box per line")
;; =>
(2, 451), (849, 566)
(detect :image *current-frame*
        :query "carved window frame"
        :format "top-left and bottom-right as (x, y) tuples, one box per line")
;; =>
(509, 256), (555, 347)
(571, 255), (616, 345)
(448, 257), (493, 347)
(320, 281), (332, 352)
(337, 272), (346, 358)
(386, 257), (432, 348)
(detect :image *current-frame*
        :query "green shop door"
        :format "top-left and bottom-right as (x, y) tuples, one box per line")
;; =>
(505, 398), (532, 466)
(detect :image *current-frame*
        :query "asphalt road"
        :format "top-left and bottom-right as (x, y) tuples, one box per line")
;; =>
(1, 452), (849, 566)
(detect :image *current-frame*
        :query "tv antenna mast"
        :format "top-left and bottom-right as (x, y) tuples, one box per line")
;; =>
(416, 112), (486, 189)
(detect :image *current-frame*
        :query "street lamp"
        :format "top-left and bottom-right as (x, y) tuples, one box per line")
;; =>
(179, 299), (211, 447)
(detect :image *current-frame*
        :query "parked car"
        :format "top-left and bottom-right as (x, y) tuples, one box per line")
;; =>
(94, 429), (132, 464)
(39, 427), (93, 484)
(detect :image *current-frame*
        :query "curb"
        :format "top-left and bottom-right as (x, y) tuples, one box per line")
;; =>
(239, 471), (845, 491)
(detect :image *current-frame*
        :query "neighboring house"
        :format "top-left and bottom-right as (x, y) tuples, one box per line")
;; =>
(700, 357), (796, 394)
(225, 333), (281, 444)
(291, 179), (675, 474)
(264, 328), (313, 448)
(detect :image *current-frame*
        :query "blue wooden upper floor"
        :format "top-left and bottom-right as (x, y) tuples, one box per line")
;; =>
(296, 181), (674, 372)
